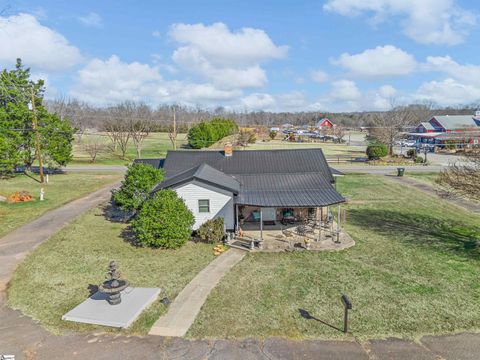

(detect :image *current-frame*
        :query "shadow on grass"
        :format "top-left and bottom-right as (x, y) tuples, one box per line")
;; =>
(348, 208), (480, 258)
(102, 203), (135, 223)
(298, 309), (343, 333)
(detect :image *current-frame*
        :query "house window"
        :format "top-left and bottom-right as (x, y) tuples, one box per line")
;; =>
(198, 199), (210, 213)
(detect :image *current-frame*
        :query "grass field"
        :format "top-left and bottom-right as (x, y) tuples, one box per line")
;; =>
(7, 207), (216, 335)
(7, 174), (480, 339)
(72, 132), (366, 165)
(0, 172), (122, 238)
(188, 174), (480, 340)
(406, 172), (441, 185)
(71, 132), (188, 165)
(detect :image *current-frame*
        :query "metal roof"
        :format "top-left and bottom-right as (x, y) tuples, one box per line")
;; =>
(153, 163), (240, 194)
(432, 115), (478, 130)
(155, 148), (345, 207)
(420, 122), (435, 130)
(162, 148), (334, 183)
(233, 173), (345, 207)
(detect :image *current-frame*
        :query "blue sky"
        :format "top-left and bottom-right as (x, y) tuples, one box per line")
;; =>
(1, 0), (479, 111)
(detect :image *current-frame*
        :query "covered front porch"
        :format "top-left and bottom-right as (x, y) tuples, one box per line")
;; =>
(231, 204), (354, 252)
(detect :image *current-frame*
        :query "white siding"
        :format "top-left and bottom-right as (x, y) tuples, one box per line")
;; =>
(172, 181), (235, 230)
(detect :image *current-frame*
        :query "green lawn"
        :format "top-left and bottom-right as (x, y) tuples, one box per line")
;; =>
(71, 132), (188, 165)
(406, 172), (441, 185)
(0, 172), (122, 237)
(7, 207), (216, 335)
(188, 174), (480, 340)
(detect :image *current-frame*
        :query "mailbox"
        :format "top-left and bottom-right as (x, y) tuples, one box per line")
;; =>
(341, 294), (352, 309)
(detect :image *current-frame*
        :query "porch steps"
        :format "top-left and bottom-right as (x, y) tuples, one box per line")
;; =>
(229, 237), (255, 252)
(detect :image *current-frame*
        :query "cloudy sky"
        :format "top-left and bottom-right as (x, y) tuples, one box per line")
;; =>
(1, 0), (479, 112)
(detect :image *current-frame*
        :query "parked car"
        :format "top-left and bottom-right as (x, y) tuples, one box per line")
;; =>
(402, 140), (416, 147)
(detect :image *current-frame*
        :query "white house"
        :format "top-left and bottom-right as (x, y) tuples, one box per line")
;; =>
(144, 146), (345, 235)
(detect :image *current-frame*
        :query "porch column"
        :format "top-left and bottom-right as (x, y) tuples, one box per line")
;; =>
(260, 207), (263, 240)
(317, 207), (321, 242)
(235, 204), (239, 233)
(336, 204), (341, 243)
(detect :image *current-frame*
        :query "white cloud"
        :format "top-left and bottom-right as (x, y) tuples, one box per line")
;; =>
(330, 80), (362, 101)
(415, 78), (480, 105)
(152, 30), (161, 38)
(378, 85), (397, 98)
(168, 22), (288, 90)
(69, 55), (243, 106)
(424, 56), (480, 85)
(324, 0), (477, 45)
(311, 70), (328, 83)
(172, 46), (267, 88)
(333, 45), (417, 78)
(169, 22), (288, 66)
(78, 12), (103, 28)
(69, 56), (166, 104)
(241, 93), (276, 110)
(239, 91), (315, 112)
(0, 13), (82, 71)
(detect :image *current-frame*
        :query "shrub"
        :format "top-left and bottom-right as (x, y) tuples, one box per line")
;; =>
(131, 189), (194, 249)
(269, 130), (277, 140)
(112, 163), (164, 211)
(415, 156), (424, 164)
(406, 149), (416, 158)
(366, 143), (388, 160)
(188, 118), (238, 149)
(197, 218), (225, 243)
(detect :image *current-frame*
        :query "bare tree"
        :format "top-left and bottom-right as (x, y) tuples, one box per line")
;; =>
(103, 103), (132, 159)
(82, 136), (107, 163)
(369, 101), (416, 155)
(437, 149), (480, 201)
(129, 103), (153, 158)
(333, 125), (346, 143)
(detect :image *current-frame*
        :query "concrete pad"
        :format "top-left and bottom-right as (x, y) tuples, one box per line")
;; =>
(62, 287), (160, 328)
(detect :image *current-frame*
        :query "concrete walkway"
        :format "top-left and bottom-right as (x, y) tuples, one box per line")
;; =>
(149, 248), (246, 337)
(389, 175), (480, 213)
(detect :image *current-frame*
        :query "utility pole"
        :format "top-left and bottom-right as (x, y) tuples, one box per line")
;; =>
(31, 87), (44, 183)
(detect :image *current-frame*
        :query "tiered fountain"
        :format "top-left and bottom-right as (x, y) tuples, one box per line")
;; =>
(99, 261), (129, 305)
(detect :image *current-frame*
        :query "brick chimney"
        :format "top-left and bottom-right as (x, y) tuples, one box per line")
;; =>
(224, 142), (233, 157)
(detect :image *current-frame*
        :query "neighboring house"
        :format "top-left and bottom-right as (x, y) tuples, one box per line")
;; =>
(136, 147), (345, 236)
(415, 122), (436, 133)
(410, 113), (480, 149)
(315, 118), (334, 128)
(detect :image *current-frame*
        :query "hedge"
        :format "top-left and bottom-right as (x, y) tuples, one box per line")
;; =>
(188, 118), (238, 149)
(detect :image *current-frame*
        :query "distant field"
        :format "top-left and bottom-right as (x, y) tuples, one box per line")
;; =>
(72, 131), (367, 165)
(71, 132), (188, 165)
